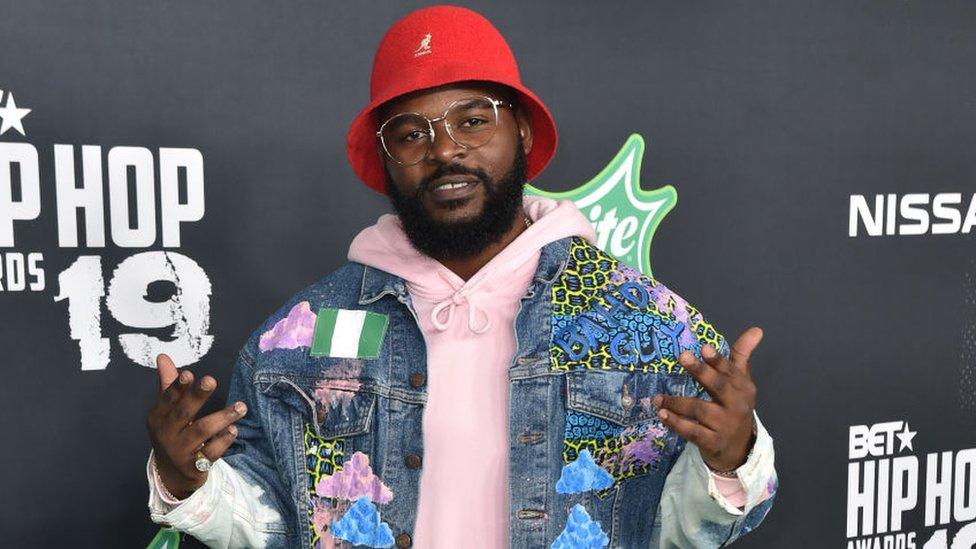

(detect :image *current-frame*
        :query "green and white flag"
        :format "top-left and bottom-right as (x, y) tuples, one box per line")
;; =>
(146, 528), (180, 549)
(311, 308), (388, 359)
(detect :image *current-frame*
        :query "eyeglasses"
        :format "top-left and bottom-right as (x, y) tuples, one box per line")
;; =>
(376, 95), (514, 166)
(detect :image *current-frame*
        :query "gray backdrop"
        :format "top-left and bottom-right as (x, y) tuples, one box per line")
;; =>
(1, 1), (974, 547)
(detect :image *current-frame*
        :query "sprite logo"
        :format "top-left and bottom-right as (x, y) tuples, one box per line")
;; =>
(526, 133), (676, 277)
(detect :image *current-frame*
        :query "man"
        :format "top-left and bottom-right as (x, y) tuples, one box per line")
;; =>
(145, 5), (777, 548)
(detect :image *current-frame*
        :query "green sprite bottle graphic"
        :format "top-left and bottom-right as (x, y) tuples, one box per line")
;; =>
(146, 527), (180, 549)
(526, 133), (676, 277)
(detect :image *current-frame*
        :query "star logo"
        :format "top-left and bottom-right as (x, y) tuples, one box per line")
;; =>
(896, 422), (917, 453)
(526, 133), (677, 277)
(0, 89), (31, 137)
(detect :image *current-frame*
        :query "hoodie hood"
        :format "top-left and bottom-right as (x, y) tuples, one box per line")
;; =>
(347, 195), (596, 334)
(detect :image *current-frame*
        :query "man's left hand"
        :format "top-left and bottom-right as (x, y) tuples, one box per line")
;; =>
(652, 327), (764, 472)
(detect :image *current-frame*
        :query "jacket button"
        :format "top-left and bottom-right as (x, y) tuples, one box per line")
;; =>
(405, 454), (422, 469)
(395, 532), (412, 547)
(409, 372), (426, 387)
(621, 383), (634, 410)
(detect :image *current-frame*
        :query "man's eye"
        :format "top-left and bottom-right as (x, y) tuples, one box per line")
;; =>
(402, 130), (428, 142)
(461, 117), (488, 128)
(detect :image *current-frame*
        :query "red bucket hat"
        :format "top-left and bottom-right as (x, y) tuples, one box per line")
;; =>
(346, 4), (558, 194)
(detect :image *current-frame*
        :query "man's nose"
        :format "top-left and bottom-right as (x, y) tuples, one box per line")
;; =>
(428, 119), (466, 164)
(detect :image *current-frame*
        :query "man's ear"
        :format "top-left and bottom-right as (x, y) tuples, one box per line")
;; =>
(514, 106), (533, 156)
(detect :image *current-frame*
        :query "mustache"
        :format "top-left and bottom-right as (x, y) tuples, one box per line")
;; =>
(418, 163), (490, 195)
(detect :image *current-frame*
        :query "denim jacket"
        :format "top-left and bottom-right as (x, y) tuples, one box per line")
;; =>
(147, 236), (777, 548)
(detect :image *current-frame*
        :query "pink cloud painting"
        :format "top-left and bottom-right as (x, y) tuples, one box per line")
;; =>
(315, 452), (393, 504)
(259, 301), (316, 352)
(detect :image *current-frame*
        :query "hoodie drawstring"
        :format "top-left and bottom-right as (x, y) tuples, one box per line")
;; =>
(430, 294), (493, 334)
(429, 270), (495, 334)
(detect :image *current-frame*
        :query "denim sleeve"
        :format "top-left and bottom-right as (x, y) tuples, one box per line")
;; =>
(654, 410), (778, 548)
(145, 346), (295, 548)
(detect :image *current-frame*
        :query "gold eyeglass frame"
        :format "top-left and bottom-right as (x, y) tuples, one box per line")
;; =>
(375, 95), (514, 166)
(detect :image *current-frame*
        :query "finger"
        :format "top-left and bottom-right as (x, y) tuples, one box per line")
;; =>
(701, 344), (734, 376)
(654, 394), (723, 430)
(200, 424), (238, 461)
(654, 394), (702, 419)
(730, 327), (764, 376)
(156, 353), (179, 393)
(657, 407), (719, 449)
(185, 401), (248, 448)
(155, 367), (195, 416)
(678, 350), (729, 402)
(166, 373), (217, 428)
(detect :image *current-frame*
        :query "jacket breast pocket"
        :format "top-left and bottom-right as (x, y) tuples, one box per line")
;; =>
(562, 369), (691, 499)
(257, 373), (377, 452)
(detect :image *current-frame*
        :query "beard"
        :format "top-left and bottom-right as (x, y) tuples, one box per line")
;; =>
(384, 136), (527, 260)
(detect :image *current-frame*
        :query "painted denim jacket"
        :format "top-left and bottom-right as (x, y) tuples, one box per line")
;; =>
(147, 236), (777, 548)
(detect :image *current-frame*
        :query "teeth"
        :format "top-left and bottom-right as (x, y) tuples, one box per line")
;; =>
(435, 181), (472, 191)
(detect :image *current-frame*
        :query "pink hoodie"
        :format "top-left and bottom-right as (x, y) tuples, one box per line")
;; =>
(347, 195), (745, 548)
(348, 196), (592, 548)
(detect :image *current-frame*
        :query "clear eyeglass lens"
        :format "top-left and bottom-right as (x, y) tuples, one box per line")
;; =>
(381, 97), (498, 164)
(445, 97), (497, 144)
(382, 114), (431, 164)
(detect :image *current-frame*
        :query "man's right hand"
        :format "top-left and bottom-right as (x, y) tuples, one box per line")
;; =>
(146, 353), (248, 500)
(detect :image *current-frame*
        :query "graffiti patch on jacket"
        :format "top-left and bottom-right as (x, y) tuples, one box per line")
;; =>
(562, 410), (668, 496)
(550, 238), (725, 374)
(305, 423), (345, 548)
(305, 424), (395, 548)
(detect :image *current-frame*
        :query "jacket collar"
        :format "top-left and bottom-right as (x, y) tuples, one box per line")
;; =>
(357, 235), (575, 305)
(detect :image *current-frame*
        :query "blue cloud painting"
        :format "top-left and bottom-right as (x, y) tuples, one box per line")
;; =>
(555, 448), (614, 494)
(551, 503), (610, 549)
(330, 495), (395, 548)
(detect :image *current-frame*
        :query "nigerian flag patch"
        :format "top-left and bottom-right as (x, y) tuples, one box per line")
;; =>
(311, 308), (388, 359)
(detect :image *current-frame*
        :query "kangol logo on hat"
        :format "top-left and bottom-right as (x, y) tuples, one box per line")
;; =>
(414, 33), (432, 57)
(346, 4), (558, 194)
